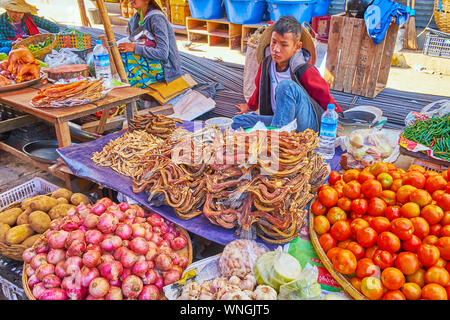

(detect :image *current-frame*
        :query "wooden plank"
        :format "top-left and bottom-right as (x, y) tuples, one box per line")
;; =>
(377, 24), (400, 87)
(359, 31), (377, 97)
(333, 16), (355, 92)
(352, 28), (373, 96)
(54, 120), (72, 148)
(96, 108), (110, 134)
(0, 115), (40, 134)
(343, 19), (364, 93)
(325, 15), (345, 88)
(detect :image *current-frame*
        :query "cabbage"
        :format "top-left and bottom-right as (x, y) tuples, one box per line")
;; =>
(278, 263), (322, 300)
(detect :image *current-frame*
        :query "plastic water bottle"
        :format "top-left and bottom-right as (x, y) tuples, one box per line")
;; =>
(317, 104), (338, 160)
(93, 40), (112, 83)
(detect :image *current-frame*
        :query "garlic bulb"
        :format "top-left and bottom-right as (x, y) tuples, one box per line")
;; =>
(239, 275), (257, 291)
(221, 291), (252, 300)
(228, 275), (241, 287)
(252, 285), (277, 300)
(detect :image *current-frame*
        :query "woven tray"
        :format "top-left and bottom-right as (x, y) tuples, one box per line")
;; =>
(22, 226), (193, 300)
(15, 33), (56, 60)
(308, 200), (368, 300)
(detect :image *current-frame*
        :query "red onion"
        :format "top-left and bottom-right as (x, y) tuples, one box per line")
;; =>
(85, 229), (103, 245)
(171, 253), (180, 265)
(60, 215), (82, 232)
(100, 253), (115, 264)
(97, 198), (114, 208)
(79, 266), (99, 288)
(109, 209), (125, 222)
(47, 249), (65, 265)
(89, 277), (110, 298)
(30, 253), (47, 270)
(129, 237), (149, 255)
(148, 213), (163, 227)
(36, 263), (55, 281)
(159, 223), (169, 234)
(163, 232), (176, 243)
(152, 226), (161, 234)
(144, 230), (153, 241)
(66, 230), (85, 247)
(91, 203), (106, 216)
(134, 217), (147, 224)
(101, 236), (121, 252)
(86, 243), (101, 253)
(49, 219), (62, 231)
(150, 233), (162, 246)
(120, 268), (132, 282)
(113, 246), (127, 261)
(109, 279), (121, 287)
(159, 240), (170, 248)
(34, 241), (49, 254)
(155, 253), (173, 271)
(39, 288), (67, 300)
(79, 225), (88, 232)
(125, 208), (137, 220)
(97, 213), (119, 234)
(32, 282), (47, 299)
(172, 265), (184, 277)
(86, 295), (104, 300)
(105, 286), (123, 300)
(144, 247), (157, 262)
(65, 256), (82, 276)
(119, 202), (130, 212)
(138, 285), (159, 300)
(171, 236), (187, 251)
(98, 261), (123, 281)
(28, 274), (40, 288)
(42, 274), (61, 289)
(55, 261), (66, 278)
(163, 269), (181, 286)
(22, 248), (36, 263)
(76, 204), (90, 214)
(84, 214), (100, 229)
(46, 230), (57, 240)
(120, 248), (138, 269)
(131, 260), (149, 277)
(121, 275), (143, 299)
(66, 285), (87, 300)
(141, 269), (157, 285)
(147, 261), (155, 269)
(48, 230), (69, 249)
(178, 256), (189, 268)
(82, 250), (101, 268)
(67, 240), (86, 257)
(131, 205), (146, 218)
(154, 277), (164, 291)
(132, 224), (146, 238)
(26, 266), (35, 277)
(148, 241), (157, 249)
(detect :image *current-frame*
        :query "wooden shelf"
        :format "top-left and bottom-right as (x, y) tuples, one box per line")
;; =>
(186, 17), (241, 50)
(241, 22), (269, 53)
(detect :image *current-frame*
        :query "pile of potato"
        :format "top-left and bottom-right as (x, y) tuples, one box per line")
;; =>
(0, 188), (89, 248)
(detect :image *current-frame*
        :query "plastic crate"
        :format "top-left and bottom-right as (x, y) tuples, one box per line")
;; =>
(423, 28), (450, 58)
(0, 177), (60, 211)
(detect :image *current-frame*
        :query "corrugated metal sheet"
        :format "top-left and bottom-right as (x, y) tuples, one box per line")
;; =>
(328, 0), (436, 28)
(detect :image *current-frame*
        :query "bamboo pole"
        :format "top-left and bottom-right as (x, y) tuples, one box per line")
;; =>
(77, 0), (91, 27)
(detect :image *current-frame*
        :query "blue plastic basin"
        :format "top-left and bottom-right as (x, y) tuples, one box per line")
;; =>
(224, 0), (267, 24)
(312, 0), (331, 17)
(188, 0), (225, 19)
(266, 0), (317, 24)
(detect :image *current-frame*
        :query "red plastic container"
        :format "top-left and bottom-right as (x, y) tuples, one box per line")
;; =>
(311, 15), (331, 43)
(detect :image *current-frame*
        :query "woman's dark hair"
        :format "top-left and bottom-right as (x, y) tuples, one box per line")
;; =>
(272, 16), (302, 43)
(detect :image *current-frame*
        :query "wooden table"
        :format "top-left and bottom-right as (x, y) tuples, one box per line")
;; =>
(0, 83), (146, 187)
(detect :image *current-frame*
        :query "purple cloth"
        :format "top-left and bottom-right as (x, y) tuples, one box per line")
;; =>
(57, 121), (341, 247)
(12, 21), (26, 37)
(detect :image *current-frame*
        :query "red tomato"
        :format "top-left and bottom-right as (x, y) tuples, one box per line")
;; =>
(370, 162), (389, 177)
(332, 249), (357, 275)
(370, 216), (391, 234)
(402, 235), (422, 253)
(343, 169), (360, 183)
(311, 200), (327, 215)
(408, 164), (426, 173)
(421, 283), (448, 300)
(350, 277), (362, 292)
(410, 217), (430, 239)
(429, 224), (442, 237)
(346, 242), (365, 260)
(377, 173), (394, 190)
(417, 244), (440, 267)
(380, 190), (396, 206)
(396, 185), (417, 205)
(333, 184), (344, 198)
(381, 267), (405, 290)
(351, 198), (368, 215)
(373, 249), (394, 269)
(395, 252), (420, 275)
(326, 247), (343, 261)
(343, 180), (362, 200)
(356, 227), (378, 248)
(385, 206), (401, 221)
(425, 175), (447, 193)
(390, 170), (403, 180)
(319, 233), (337, 253)
(368, 197), (387, 217)
(406, 268), (426, 288)
(337, 197), (352, 212)
(401, 282), (422, 300)
(421, 204), (444, 225)
(351, 218), (370, 235)
(328, 171), (342, 185)
(382, 290), (406, 300)
(400, 202), (421, 219)
(390, 179), (403, 192)
(361, 180), (383, 199)
(365, 246), (378, 259)
(409, 189), (432, 207)
(338, 239), (352, 249)
(424, 266), (450, 287)
(377, 231), (401, 253)
(436, 237), (450, 260)
(424, 171), (439, 178)
(442, 211), (450, 225)
(441, 225), (450, 237)
(358, 171), (376, 184)
(355, 258), (381, 279)
(330, 220), (352, 241)
(386, 163), (397, 172)
(423, 235), (439, 245)
(361, 276), (384, 300)
(391, 218), (415, 241)
(403, 171), (426, 189)
(437, 193), (450, 211)
(318, 187), (339, 208)
(326, 207), (347, 224)
(314, 215), (330, 235)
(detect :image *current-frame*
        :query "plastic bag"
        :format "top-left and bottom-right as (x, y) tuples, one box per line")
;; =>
(278, 263), (322, 300)
(44, 48), (85, 68)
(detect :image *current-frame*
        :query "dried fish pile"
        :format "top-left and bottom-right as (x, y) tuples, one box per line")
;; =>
(128, 112), (183, 139)
(91, 130), (164, 180)
(132, 128), (330, 243)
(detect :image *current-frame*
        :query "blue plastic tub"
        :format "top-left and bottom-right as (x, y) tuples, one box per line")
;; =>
(266, 0), (316, 24)
(188, 0), (225, 19)
(312, 0), (331, 17)
(224, 0), (267, 24)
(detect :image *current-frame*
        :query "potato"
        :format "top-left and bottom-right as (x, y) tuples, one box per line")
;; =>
(29, 196), (58, 212)
(29, 211), (51, 233)
(70, 193), (90, 206)
(6, 224), (34, 245)
(51, 188), (73, 201)
(56, 197), (69, 205)
(21, 195), (40, 210)
(21, 234), (43, 247)
(48, 204), (76, 220)
(0, 223), (11, 242)
(16, 211), (29, 225)
(0, 207), (23, 226)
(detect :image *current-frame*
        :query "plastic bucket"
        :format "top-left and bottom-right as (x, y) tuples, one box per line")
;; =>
(311, 0), (331, 17)
(188, 0), (225, 19)
(205, 117), (233, 132)
(266, 0), (316, 24)
(224, 0), (267, 24)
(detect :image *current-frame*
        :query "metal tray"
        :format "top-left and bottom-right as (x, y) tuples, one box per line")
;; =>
(0, 72), (44, 93)
(22, 140), (60, 164)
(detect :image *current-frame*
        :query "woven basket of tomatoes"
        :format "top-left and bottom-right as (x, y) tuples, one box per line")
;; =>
(309, 162), (450, 300)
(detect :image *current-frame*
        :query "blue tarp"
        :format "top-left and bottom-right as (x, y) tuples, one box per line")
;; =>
(57, 121), (342, 247)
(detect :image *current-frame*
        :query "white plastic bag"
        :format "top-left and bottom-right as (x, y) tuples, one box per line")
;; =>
(44, 48), (84, 68)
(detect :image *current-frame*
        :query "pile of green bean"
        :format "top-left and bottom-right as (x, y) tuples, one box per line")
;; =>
(403, 114), (450, 161)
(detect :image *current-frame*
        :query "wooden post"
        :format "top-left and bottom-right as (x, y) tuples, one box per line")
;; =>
(77, 0), (91, 27)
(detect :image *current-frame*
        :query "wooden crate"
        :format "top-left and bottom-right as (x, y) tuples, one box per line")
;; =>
(170, 4), (190, 25)
(324, 15), (399, 98)
(186, 17), (241, 50)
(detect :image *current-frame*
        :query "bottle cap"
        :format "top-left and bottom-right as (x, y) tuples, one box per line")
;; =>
(327, 104), (335, 110)
(96, 40), (102, 45)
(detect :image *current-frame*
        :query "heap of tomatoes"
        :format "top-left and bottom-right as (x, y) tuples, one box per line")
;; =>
(312, 162), (450, 300)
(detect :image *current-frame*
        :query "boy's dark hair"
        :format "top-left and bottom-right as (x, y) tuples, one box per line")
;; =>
(272, 16), (302, 43)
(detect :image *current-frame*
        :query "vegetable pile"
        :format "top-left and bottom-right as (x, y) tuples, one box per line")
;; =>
(22, 198), (189, 300)
(26, 37), (53, 53)
(312, 162), (450, 300)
